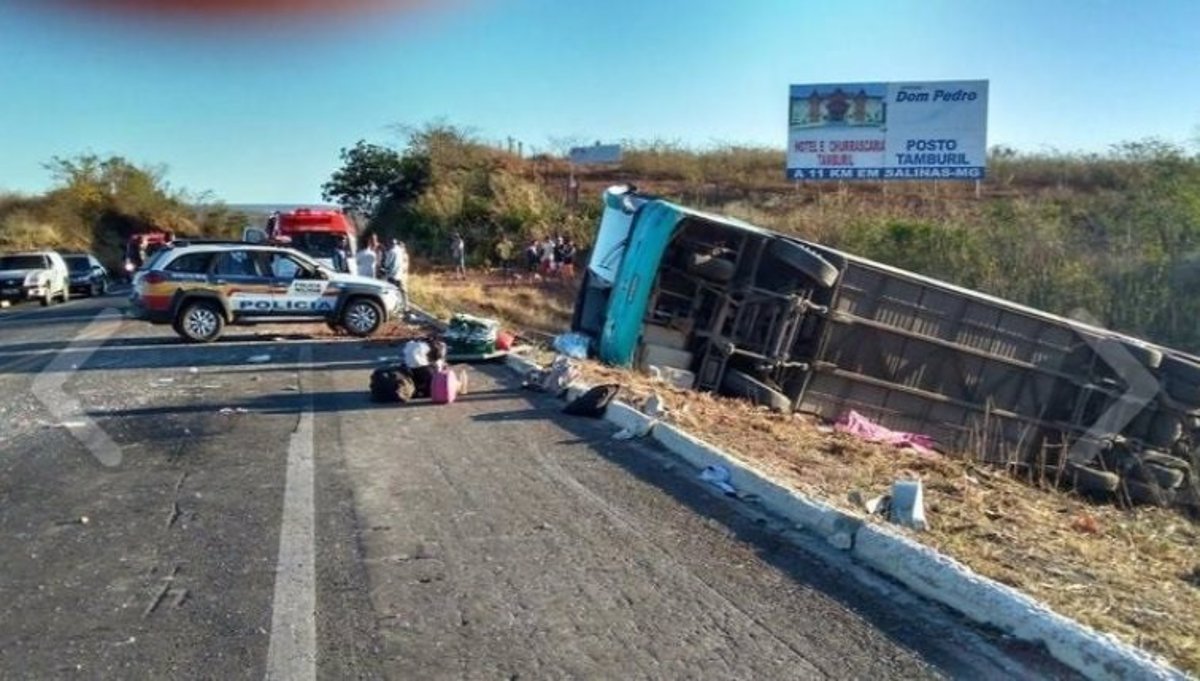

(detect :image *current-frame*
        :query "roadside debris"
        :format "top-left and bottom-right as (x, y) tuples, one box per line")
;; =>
(55, 515), (90, 526)
(641, 393), (666, 419)
(699, 464), (737, 496)
(611, 418), (654, 439)
(552, 332), (591, 359)
(849, 489), (890, 516)
(835, 410), (937, 455)
(889, 479), (928, 531)
(246, 354), (272, 364)
(849, 480), (927, 530)
(563, 384), (619, 418)
(187, 367), (199, 374)
(522, 355), (581, 396)
(445, 313), (500, 355)
(218, 407), (249, 415)
(648, 364), (696, 390)
(1071, 513), (1101, 534)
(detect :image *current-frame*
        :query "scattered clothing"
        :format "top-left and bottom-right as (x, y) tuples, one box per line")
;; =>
(834, 410), (937, 455)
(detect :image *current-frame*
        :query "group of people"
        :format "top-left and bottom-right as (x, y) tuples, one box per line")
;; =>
(522, 235), (577, 280)
(349, 235), (410, 313)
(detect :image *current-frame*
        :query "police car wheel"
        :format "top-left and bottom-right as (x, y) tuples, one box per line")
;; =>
(342, 298), (383, 337)
(178, 301), (224, 343)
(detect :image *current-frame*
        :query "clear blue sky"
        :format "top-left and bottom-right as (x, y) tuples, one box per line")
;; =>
(1, 0), (1197, 203)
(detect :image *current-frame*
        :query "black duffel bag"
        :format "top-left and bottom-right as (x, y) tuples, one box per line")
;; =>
(563, 384), (621, 418)
(370, 367), (416, 403)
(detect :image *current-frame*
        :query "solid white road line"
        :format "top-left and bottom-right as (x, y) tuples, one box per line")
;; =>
(265, 350), (317, 681)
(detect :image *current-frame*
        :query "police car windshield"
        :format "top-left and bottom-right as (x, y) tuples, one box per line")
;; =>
(280, 248), (323, 272)
(289, 233), (343, 259)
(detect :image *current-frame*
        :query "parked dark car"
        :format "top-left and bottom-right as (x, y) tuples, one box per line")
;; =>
(63, 253), (110, 296)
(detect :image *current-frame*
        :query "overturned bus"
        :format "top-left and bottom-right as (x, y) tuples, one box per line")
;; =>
(572, 186), (1200, 509)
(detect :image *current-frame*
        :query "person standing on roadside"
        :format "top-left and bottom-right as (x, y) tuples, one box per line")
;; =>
(525, 239), (540, 273)
(355, 237), (378, 280)
(540, 235), (557, 277)
(494, 233), (514, 281)
(559, 238), (577, 281)
(451, 232), (467, 279)
(371, 235), (386, 279)
(332, 235), (351, 273)
(381, 238), (410, 313)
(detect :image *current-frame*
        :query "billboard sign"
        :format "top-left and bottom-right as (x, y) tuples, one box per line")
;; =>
(569, 143), (622, 165)
(787, 80), (988, 181)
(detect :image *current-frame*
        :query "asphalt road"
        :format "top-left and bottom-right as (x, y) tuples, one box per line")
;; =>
(0, 292), (1080, 680)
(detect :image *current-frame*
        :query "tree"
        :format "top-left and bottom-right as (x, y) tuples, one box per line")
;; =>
(321, 140), (419, 218)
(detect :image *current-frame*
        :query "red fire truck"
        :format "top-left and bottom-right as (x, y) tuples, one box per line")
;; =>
(246, 208), (358, 274)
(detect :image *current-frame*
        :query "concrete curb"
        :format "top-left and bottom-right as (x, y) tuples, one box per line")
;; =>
(494, 353), (1187, 681)
(851, 524), (1184, 680)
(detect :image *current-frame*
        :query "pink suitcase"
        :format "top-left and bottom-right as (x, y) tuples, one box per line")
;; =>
(431, 368), (460, 404)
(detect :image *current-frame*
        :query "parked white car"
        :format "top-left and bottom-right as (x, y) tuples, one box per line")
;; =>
(0, 251), (71, 306)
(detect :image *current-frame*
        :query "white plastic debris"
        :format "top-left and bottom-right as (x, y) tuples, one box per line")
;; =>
(188, 367), (199, 374)
(218, 407), (249, 415)
(889, 479), (928, 531)
(246, 354), (272, 364)
(642, 393), (666, 419)
(699, 465), (737, 495)
(647, 364), (696, 390)
(865, 495), (890, 516)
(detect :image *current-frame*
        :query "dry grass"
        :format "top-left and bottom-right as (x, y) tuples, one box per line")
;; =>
(572, 361), (1200, 674)
(417, 272), (1200, 675)
(409, 270), (576, 335)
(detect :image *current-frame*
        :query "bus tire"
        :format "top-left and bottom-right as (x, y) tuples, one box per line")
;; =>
(768, 239), (839, 289)
(721, 369), (792, 413)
